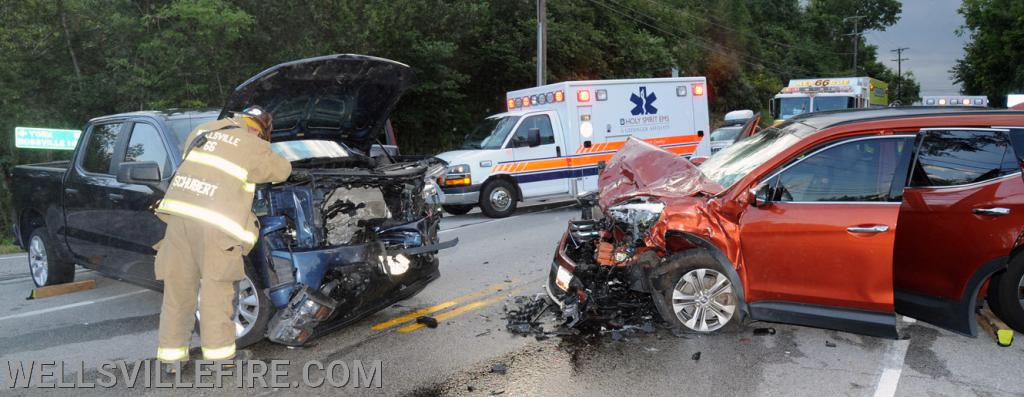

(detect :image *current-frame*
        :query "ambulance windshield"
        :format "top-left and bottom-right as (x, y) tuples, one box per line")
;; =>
(460, 116), (520, 150)
(778, 97), (810, 120)
(813, 96), (855, 112)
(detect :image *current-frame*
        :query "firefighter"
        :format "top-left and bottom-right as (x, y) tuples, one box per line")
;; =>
(153, 106), (291, 367)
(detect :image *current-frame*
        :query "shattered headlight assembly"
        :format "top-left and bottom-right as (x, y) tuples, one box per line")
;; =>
(606, 198), (665, 242)
(439, 164), (471, 187)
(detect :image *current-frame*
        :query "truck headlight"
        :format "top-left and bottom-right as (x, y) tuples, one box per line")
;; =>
(440, 164), (471, 187)
(607, 197), (665, 239)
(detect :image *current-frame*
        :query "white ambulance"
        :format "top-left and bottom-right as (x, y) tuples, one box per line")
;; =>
(435, 77), (711, 218)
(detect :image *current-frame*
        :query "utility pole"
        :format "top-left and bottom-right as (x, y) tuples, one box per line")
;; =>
(536, 0), (547, 86)
(891, 47), (909, 100)
(844, 16), (865, 74)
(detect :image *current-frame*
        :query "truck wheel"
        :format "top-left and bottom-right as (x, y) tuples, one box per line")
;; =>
(442, 205), (474, 215)
(987, 255), (1024, 333)
(196, 258), (273, 349)
(656, 251), (740, 333)
(479, 180), (517, 218)
(27, 227), (75, 287)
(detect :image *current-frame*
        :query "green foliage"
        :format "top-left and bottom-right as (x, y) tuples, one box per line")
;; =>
(0, 0), (918, 240)
(953, 0), (1024, 107)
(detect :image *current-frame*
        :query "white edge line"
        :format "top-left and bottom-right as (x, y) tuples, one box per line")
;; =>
(0, 289), (152, 322)
(0, 255), (26, 261)
(872, 338), (910, 397)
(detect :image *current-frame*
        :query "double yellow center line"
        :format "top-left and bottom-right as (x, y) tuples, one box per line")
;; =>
(370, 280), (525, 334)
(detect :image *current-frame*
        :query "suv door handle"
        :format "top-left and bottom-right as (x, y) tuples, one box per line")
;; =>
(108, 193), (125, 201)
(847, 225), (889, 233)
(973, 207), (1011, 216)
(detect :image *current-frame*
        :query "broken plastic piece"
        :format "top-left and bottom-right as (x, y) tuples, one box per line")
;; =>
(490, 363), (507, 375)
(416, 316), (439, 328)
(753, 327), (776, 336)
(691, 352), (701, 361)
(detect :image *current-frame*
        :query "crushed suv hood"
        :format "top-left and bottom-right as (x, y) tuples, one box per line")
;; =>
(221, 54), (413, 154)
(598, 138), (723, 209)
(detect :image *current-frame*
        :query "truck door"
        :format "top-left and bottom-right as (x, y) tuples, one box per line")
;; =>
(507, 112), (570, 197)
(102, 120), (172, 286)
(64, 122), (126, 270)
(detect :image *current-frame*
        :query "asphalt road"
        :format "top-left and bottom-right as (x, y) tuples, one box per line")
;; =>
(1, 205), (1023, 396)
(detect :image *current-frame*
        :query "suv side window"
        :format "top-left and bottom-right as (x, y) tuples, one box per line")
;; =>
(773, 137), (913, 202)
(508, 115), (555, 148)
(124, 122), (170, 177)
(910, 129), (1017, 187)
(81, 123), (123, 174)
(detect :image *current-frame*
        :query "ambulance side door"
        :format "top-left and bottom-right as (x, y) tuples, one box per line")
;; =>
(507, 111), (570, 197)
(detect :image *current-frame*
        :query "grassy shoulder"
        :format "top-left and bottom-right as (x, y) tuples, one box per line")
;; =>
(0, 243), (23, 255)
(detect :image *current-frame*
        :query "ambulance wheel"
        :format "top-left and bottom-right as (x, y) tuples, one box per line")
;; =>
(987, 254), (1024, 333)
(196, 258), (273, 349)
(479, 180), (517, 218)
(27, 227), (75, 287)
(443, 205), (474, 215)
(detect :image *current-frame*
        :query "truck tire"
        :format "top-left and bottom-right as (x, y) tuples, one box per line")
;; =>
(27, 227), (75, 287)
(987, 254), (1024, 333)
(655, 250), (741, 334)
(479, 179), (517, 218)
(442, 205), (474, 216)
(196, 258), (273, 349)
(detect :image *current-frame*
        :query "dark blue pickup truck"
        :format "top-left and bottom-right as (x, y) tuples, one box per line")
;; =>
(10, 54), (454, 347)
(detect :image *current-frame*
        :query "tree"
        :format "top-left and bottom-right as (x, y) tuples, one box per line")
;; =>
(953, 0), (1024, 107)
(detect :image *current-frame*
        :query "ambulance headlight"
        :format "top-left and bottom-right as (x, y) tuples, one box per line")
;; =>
(441, 164), (471, 187)
(580, 121), (594, 138)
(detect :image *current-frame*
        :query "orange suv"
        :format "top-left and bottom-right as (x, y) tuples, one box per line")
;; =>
(549, 107), (1024, 338)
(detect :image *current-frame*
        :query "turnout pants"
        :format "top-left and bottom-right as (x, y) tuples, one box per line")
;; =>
(154, 216), (247, 362)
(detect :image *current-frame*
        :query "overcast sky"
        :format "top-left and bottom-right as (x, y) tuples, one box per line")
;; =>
(863, 0), (968, 95)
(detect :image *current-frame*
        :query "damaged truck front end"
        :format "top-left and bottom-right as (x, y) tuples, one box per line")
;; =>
(254, 158), (453, 346)
(223, 54), (457, 346)
(548, 138), (743, 332)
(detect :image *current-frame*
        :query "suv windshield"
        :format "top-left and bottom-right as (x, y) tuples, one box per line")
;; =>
(460, 116), (519, 150)
(710, 126), (743, 142)
(272, 140), (349, 162)
(699, 123), (810, 189)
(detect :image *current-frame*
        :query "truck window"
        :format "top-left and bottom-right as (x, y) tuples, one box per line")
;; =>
(167, 115), (217, 151)
(81, 123), (123, 174)
(910, 130), (1018, 187)
(461, 116), (519, 150)
(509, 115), (555, 148)
(124, 122), (171, 177)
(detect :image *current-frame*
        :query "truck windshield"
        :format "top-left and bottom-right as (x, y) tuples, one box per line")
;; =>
(271, 140), (349, 162)
(698, 122), (810, 190)
(813, 96), (855, 112)
(461, 116), (520, 150)
(777, 97), (810, 120)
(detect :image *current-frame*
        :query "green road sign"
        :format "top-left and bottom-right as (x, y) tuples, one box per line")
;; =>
(14, 127), (82, 150)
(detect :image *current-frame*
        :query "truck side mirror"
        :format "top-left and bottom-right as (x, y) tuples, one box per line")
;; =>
(117, 161), (162, 188)
(527, 128), (542, 147)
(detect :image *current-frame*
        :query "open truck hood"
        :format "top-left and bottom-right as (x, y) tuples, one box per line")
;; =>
(597, 138), (724, 209)
(220, 54), (413, 154)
